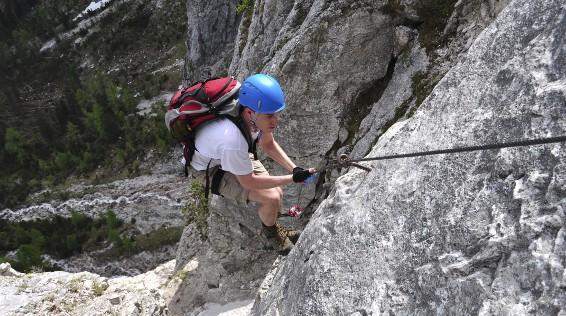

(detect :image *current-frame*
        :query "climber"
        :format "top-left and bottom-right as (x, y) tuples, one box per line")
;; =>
(188, 74), (316, 255)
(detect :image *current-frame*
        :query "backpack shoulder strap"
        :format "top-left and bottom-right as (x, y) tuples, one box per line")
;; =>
(225, 116), (258, 159)
(182, 139), (197, 177)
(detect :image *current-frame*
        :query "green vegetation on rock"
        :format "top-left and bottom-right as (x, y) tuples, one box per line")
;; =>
(236, 0), (255, 15)
(182, 180), (209, 239)
(1, 73), (173, 208)
(92, 281), (109, 296)
(0, 210), (182, 272)
(0, 0), (186, 209)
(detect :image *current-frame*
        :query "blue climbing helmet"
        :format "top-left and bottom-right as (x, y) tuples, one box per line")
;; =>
(239, 74), (286, 113)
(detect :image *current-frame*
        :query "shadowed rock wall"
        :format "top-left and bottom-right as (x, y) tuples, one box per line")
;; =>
(184, 0), (240, 82)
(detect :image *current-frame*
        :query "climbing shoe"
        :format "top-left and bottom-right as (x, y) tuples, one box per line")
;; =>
(281, 225), (302, 244)
(262, 223), (294, 255)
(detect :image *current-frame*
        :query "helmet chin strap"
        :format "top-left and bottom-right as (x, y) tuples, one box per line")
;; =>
(249, 111), (259, 133)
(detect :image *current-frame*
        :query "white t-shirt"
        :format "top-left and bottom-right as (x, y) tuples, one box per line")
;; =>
(190, 118), (257, 175)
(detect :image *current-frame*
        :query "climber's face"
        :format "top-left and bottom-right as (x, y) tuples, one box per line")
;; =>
(243, 107), (279, 133)
(253, 112), (279, 132)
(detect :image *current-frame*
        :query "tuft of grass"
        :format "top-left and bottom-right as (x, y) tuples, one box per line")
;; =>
(182, 180), (209, 238)
(63, 300), (78, 313)
(236, 0), (254, 15)
(92, 281), (109, 296)
(174, 269), (189, 282)
(68, 277), (82, 293)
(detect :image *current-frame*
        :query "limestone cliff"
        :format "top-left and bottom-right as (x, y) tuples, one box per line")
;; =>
(175, 0), (565, 315)
(184, 0), (240, 82)
(252, 0), (566, 314)
(1, 0), (564, 315)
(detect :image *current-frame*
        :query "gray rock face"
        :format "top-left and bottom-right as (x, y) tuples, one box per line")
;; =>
(0, 263), (23, 277)
(172, 2), (410, 312)
(174, 0), (521, 314)
(252, 0), (566, 314)
(350, 0), (513, 162)
(185, 0), (240, 82)
(168, 197), (281, 316)
(351, 40), (429, 160)
(0, 261), (180, 316)
(231, 0), (396, 169)
(229, 0), (297, 77)
(1, 173), (185, 234)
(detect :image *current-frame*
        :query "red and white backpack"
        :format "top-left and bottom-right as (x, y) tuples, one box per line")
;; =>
(165, 77), (256, 175)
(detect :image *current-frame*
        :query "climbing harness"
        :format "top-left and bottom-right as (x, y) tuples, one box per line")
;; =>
(331, 135), (566, 172)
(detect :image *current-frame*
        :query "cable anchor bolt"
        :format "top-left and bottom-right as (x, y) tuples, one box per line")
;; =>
(337, 154), (372, 172)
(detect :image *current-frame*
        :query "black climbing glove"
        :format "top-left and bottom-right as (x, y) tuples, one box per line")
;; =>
(292, 167), (312, 183)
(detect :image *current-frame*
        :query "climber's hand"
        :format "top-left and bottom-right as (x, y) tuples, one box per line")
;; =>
(293, 167), (317, 183)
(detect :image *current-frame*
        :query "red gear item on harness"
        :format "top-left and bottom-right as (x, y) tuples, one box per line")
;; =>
(288, 204), (304, 217)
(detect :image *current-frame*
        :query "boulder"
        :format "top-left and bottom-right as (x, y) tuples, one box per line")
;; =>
(0, 263), (23, 277)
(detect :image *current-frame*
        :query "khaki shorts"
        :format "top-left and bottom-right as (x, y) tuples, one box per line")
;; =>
(189, 159), (269, 206)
